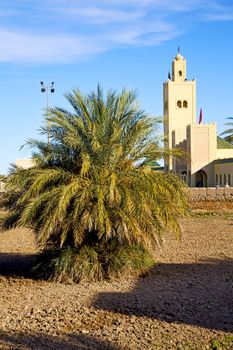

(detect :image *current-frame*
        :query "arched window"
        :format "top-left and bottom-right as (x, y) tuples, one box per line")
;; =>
(183, 100), (188, 108)
(228, 174), (231, 186)
(216, 174), (218, 186)
(195, 170), (208, 187)
(177, 100), (182, 108)
(224, 174), (226, 185)
(220, 174), (222, 185)
(179, 70), (182, 77)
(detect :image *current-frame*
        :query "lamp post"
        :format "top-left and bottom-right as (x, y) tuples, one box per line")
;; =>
(40, 81), (55, 144)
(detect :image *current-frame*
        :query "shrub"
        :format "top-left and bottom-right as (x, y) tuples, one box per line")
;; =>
(34, 241), (154, 282)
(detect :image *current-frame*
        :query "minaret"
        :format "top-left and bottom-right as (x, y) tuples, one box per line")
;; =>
(163, 49), (196, 172)
(172, 47), (187, 82)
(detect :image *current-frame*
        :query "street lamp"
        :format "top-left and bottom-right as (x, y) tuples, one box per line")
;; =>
(40, 81), (55, 144)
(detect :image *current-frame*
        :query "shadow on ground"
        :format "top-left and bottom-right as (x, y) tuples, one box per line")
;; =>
(93, 258), (233, 332)
(0, 252), (37, 278)
(0, 331), (121, 350)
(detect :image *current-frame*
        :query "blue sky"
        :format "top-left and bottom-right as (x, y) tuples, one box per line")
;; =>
(1, 0), (233, 173)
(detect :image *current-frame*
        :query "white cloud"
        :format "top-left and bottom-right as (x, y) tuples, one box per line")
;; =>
(107, 20), (176, 46)
(0, 0), (232, 63)
(58, 6), (144, 24)
(0, 29), (107, 63)
(205, 13), (233, 21)
(0, 21), (176, 63)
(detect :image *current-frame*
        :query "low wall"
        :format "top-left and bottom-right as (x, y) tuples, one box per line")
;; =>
(189, 187), (233, 201)
(1, 187), (233, 202)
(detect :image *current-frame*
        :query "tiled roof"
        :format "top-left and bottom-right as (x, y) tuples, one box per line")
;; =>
(217, 136), (233, 149)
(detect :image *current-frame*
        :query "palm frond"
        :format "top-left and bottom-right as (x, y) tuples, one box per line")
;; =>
(1, 85), (188, 280)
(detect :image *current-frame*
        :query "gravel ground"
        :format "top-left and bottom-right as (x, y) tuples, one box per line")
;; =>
(0, 213), (232, 349)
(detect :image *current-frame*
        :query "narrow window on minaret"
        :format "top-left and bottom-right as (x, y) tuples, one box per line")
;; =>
(177, 100), (182, 108)
(183, 100), (188, 108)
(179, 70), (182, 76)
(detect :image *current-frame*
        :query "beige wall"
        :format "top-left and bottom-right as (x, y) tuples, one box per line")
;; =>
(185, 123), (217, 186)
(214, 162), (233, 186)
(0, 181), (5, 191)
(15, 159), (35, 169)
(189, 123), (216, 169)
(216, 149), (233, 159)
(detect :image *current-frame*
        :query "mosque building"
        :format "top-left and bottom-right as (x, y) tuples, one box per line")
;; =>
(163, 49), (233, 187)
(15, 50), (233, 188)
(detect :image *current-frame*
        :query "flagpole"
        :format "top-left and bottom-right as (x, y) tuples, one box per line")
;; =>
(199, 107), (203, 124)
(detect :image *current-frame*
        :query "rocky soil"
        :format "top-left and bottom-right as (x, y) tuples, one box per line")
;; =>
(0, 212), (232, 349)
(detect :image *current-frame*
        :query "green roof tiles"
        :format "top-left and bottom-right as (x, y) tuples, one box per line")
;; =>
(217, 136), (233, 149)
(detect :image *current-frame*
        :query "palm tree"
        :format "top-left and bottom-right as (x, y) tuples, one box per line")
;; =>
(221, 117), (233, 143)
(1, 86), (188, 282)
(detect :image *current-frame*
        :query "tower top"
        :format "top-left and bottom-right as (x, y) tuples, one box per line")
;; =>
(175, 47), (184, 61)
(172, 48), (186, 81)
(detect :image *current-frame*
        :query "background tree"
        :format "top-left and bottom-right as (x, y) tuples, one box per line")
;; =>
(221, 117), (233, 143)
(0, 86), (188, 282)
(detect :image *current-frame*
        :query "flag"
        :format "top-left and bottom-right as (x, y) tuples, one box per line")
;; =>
(168, 71), (171, 80)
(199, 108), (202, 124)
